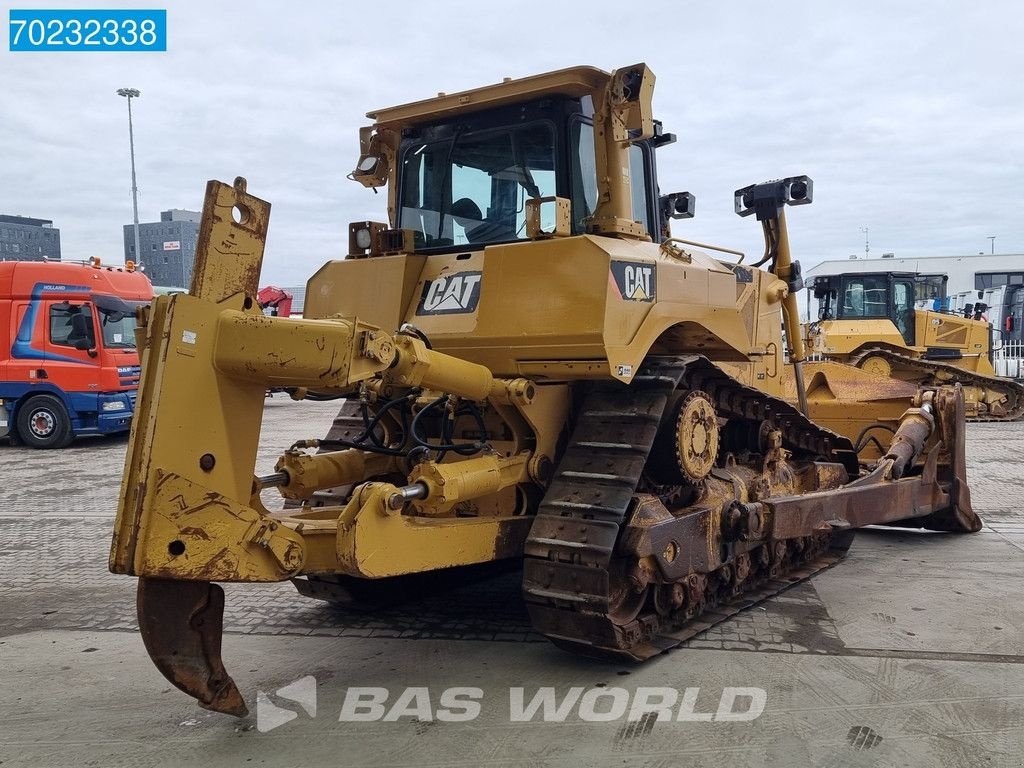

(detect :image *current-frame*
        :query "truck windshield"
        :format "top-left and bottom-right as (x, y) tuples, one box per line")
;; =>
(94, 294), (147, 349)
(399, 122), (556, 249)
(94, 294), (146, 349)
(99, 308), (137, 348)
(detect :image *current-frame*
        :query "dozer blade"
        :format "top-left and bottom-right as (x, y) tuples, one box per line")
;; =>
(137, 578), (247, 717)
(915, 384), (979, 532)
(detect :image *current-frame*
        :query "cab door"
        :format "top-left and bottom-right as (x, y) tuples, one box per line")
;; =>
(892, 278), (916, 346)
(43, 300), (101, 388)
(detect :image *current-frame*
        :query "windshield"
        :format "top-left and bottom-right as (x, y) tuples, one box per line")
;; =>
(399, 122), (556, 249)
(98, 305), (142, 349)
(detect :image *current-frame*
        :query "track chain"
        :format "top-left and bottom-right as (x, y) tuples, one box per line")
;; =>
(522, 354), (857, 660)
(849, 346), (1024, 422)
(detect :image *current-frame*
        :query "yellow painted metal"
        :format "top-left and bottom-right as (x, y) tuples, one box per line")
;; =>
(917, 309), (996, 375)
(355, 64), (655, 242)
(807, 310), (995, 375)
(525, 196), (572, 239)
(114, 64), (963, 591)
(770, 210), (809, 414)
(106, 66), (984, 720)
(304, 254), (426, 330)
(111, 178), (279, 578)
(190, 178), (271, 303)
(332, 482), (533, 578)
(590, 64), (655, 238)
(109, 290), (304, 580)
(366, 66), (609, 128)
(112, 174), (578, 582)
(807, 318), (904, 357)
(276, 450), (398, 501)
(410, 452), (530, 517)
(779, 361), (919, 460)
(214, 311), (387, 390)
(305, 235), (789, 393)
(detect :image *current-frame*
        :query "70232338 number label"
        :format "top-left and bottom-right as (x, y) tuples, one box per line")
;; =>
(9, 9), (167, 52)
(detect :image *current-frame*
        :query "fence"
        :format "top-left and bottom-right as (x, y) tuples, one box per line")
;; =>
(994, 338), (1024, 380)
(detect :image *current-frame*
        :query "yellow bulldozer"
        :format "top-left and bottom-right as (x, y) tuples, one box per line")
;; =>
(109, 64), (979, 717)
(805, 271), (1024, 420)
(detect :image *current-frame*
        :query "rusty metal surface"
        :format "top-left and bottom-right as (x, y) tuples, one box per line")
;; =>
(190, 177), (271, 303)
(523, 356), (979, 663)
(792, 360), (921, 402)
(849, 346), (1024, 422)
(136, 577), (247, 716)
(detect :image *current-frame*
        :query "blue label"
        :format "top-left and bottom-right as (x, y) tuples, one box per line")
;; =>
(9, 9), (166, 52)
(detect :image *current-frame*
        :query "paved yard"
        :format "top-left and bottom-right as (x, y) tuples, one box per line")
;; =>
(1, 397), (1022, 767)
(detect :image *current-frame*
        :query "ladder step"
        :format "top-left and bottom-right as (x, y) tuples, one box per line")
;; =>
(571, 441), (642, 452)
(559, 470), (636, 484)
(581, 409), (661, 422)
(527, 537), (613, 555)
(542, 500), (625, 516)
(522, 587), (590, 604)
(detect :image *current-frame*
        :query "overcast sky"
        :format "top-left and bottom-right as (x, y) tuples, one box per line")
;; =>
(1, 1), (1022, 286)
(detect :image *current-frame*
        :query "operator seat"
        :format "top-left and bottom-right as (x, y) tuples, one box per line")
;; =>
(451, 197), (515, 245)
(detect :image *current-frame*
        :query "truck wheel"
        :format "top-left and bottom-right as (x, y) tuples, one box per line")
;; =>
(16, 395), (73, 449)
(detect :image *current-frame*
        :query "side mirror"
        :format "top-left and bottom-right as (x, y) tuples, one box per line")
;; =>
(660, 192), (695, 221)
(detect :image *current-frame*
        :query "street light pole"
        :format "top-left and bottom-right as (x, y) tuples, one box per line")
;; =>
(116, 88), (142, 266)
(987, 235), (996, 255)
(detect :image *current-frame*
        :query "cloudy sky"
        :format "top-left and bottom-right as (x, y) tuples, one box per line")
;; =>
(1, 1), (1022, 286)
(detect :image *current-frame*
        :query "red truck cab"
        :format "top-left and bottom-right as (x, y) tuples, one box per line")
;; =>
(0, 260), (153, 448)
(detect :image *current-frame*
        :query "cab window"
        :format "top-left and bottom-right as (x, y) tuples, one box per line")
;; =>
(570, 119), (598, 233)
(628, 143), (652, 236)
(839, 275), (889, 318)
(893, 281), (912, 314)
(399, 121), (557, 248)
(50, 303), (95, 349)
(893, 278), (916, 342)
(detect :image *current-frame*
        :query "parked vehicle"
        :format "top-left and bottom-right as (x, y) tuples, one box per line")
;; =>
(257, 285), (293, 317)
(0, 259), (153, 447)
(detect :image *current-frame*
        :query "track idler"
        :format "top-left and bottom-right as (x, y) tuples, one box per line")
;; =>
(136, 578), (247, 717)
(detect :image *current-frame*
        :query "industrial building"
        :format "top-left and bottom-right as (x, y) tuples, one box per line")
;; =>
(0, 214), (62, 261)
(122, 209), (200, 288)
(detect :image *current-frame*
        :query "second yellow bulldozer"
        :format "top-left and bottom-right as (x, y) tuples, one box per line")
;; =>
(109, 64), (979, 717)
(806, 270), (1024, 420)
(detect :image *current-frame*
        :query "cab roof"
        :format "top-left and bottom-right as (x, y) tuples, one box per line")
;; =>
(367, 65), (610, 128)
(0, 261), (153, 301)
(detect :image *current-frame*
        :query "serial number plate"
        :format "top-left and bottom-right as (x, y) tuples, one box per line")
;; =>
(8, 9), (167, 51)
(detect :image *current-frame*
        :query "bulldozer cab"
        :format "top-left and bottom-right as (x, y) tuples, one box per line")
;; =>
(395, 100), (623, 249)
(397, 102), (654, 248)
(815, 272), (946, 346)
(347, 65), (690, 256)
